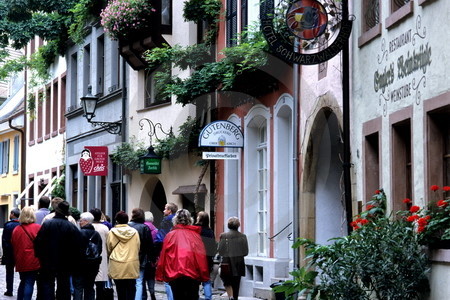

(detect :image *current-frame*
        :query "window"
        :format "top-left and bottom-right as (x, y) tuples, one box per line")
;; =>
(385, 0), (413, 29)
(97, 36), (105, 95)
(362, 0), (380, 32)
(226, 0), (238, 47)
(392, 0), (411, 12)
(60, 76), (66, 130)
(70, 53), (78, 107)
(37, 90), (43, 141)
(391, 118), (412, 213)
(45, 85), (51, 138)
(83, 45), (91, 96)
(257, 125), (268, 256)
(0, 139), (10, 174)
(358, 0), (381, 47)
(364, 132), (380, 201)
(52, 81), (59, 135)
(13, 135), (19, 173)
(161, 0), (172, 33)
(144, 68), (170, 107)
(427, 106), (450, 201)
(71, 164), (78, 208)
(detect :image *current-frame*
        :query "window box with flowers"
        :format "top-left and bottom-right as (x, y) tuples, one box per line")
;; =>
(100, 0), (155, 41)
(402, 185), (450, 249)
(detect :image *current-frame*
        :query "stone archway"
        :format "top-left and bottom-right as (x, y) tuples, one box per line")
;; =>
(300, 107), (347, 247)
(140, 179), (167, 227)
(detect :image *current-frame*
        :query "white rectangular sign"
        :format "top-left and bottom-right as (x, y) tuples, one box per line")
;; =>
(202, 152), (240, 160)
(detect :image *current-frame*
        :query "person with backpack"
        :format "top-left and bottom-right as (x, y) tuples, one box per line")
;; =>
(128, 208), (154, 300)
(73, 212), (102, 300)
(1, 208), (20, 296)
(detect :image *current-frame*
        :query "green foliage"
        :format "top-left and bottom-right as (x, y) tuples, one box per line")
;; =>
(51, 174), (66, 199)
(69, 0), (106, 44)
(143, 28), (277, 107)
(154, 116), (202, 160)
(111, 140), (147, 171)
(400, 185), (450, 247)
(274, 191), (430, 300)
(183, 0), (221, 24)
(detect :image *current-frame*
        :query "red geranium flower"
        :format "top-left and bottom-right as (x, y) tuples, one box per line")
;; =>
(406, 215), (419, 222)
(437, 200), (448, 208)
(417, 217), (429, 227)
(443, 186), (450, 192)
(366, 204), (375, 210)
(359, 219), (369, 225)
(402, 198), (412, 204)
(375, 189), (381, 194)
(410, 205), (420, 213)
(417, 225), (426, 233)
(431, 185), (440, 191)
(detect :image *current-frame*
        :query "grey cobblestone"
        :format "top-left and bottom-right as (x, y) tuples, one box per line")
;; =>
(0, 265), (235, 300)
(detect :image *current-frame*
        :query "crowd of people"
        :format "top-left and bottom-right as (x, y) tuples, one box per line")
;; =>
(1, 197), (249, 300)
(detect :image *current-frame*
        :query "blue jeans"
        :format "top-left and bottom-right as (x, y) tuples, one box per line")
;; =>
(201, 280), (212, 300)
(164, 281), (173, 300)
(135, 269), (145, 300)
(17, 271), (38, 300)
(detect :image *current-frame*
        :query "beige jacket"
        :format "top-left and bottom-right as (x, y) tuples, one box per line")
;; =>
(92, 222), (110, 282)
(107, 224), (140, 279)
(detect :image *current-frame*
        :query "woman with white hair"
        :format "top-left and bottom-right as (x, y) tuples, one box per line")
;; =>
(73, 212), (103, 300)
(156, 209), (209, 300)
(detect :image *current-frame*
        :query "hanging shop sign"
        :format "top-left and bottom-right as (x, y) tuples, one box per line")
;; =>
(260, 0), (352, 65)
(202, 152), (240, 160)
(139, 146), (162, 174)
(199, 121), (244, 148)
(79, 146), (108, 176)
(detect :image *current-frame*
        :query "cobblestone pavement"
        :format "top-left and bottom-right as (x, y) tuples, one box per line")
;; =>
(0, 265), (235, 300)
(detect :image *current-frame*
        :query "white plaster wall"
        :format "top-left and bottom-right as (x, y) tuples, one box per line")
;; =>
(351, 1), (450, 208)
(126, 0), (205, 212)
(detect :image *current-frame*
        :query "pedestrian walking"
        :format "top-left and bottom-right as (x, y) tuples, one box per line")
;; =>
(218, 217), (249, 300)
(156, 209), (209, 300)
(73, 212), (102, 300)
(107, 211), (140, 300)
(89, 208), (112, 300)
(34, 200), (82, 300)
(35, 196), (50, 225)
(11, 206), (41, 300)
(143, 211), (158, 300)
(154, 202), (178, 300)
(2, 207), (21, 296)
(195, 211), (217, 300)
(128, 208), (154, 300)
(41, 197), (78, 226)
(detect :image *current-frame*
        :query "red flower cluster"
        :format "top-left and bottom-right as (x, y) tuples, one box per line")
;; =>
(350, 217), (369, 230)
(437, 199), (448, 208)
(402, 198), (412, 204)
(431, 185), (440, 191)
(366, 204), (375, 210)
(410, 205), (420, 213)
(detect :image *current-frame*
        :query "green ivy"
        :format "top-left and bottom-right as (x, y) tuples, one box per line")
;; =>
(51, 173), (66, 199)
(154, 116), (202, 160)
(143, 28), (277, 107)
(111, 140), (147, 171)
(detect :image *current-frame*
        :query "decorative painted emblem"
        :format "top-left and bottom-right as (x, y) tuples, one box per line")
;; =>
(286, 0), (328, 40)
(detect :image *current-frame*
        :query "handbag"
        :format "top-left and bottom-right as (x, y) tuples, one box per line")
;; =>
(220, 262), (232, 277)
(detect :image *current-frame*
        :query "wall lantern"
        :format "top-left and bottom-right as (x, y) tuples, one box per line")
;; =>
(138, 118), (172, 174)
(80, 85), (122, 134)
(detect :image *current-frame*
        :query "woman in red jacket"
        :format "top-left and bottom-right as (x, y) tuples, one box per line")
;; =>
(11, 206), (41, 300)
(156, 209), (209, 300)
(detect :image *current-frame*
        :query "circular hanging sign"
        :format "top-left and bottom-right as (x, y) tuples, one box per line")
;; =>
(286, 0), (328, 40)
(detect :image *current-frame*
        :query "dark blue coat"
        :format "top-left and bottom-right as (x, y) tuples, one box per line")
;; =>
(1, 219), (20, 265)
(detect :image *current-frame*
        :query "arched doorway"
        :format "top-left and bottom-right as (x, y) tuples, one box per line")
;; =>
(151, 180), (167, 227)
(301, 108), (347, 246)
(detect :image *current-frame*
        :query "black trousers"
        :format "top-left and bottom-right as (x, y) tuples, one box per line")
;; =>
(230, 276), (242, 300)
(169, 277), (200, 300)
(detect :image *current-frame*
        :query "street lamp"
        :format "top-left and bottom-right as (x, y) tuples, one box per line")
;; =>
(80, 85), (122, 134)
(138, 118), (171, 174)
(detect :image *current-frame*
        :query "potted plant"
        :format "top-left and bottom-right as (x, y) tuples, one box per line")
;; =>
(273, 190), (430, 300)
(402, 185), (450, 248)
(100, 0), (155, 40)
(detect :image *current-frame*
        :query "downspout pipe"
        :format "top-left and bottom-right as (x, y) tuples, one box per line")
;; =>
(342, 0), (353, 234)
(8, 118), (26, 202)
(120, 57), (127, 212)
(292, 38), (300, 269)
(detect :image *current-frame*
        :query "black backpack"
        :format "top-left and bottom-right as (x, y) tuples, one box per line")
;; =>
(85, 232), (102, 262)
